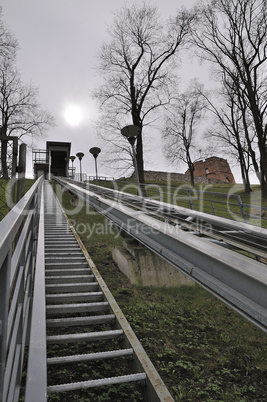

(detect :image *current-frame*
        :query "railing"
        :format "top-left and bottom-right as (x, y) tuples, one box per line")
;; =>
(0, 176), (44, 402)
(86, 178), (267, 227)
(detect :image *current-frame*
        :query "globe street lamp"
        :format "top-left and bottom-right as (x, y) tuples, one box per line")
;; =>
(121, 125), (142, 197)
(89, 147), (101, 185)
(69, 155), (76, 179)
(76, 152), (84, 182)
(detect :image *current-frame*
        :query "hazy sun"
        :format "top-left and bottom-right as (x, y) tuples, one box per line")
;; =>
(63, 105), (83, 126)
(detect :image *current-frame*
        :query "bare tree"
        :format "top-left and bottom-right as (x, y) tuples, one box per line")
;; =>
(0, 11), (18, 62)
(162, 81), (207, 187)
(0, 60), (55, 179)
(202, 76), (256, 193)
(93, 2), (196, 183)
(192, 0), (267, 198)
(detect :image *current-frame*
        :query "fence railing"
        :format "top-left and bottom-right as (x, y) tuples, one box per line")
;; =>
(0, 176), (44, 402)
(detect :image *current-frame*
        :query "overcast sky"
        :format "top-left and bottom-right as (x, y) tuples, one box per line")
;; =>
(1, 0), (236, 180)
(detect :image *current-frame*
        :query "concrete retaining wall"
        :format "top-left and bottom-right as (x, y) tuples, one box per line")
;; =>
(112, 238), (195, 288)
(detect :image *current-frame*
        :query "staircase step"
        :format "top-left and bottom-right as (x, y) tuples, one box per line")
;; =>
(45, 257), (87, 263)
(45, 246), (80, 250)
(45, 275), (95, 284)
(45, 240), (77, 244)
(47, 349), (133, 365)
(47, 373), (147, 393)
(45, 252), (83, 257)
(47, 329), (123, 344)
(46, 314), (115, 328)
(45, 283), (99, 293)
(45, 268), (90, 276)
(46, 292), (103, 303)
(46, 301), (109, 315)
(45, 262), (88, 268)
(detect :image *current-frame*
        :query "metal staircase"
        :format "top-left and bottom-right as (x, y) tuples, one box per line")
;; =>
(43, 181), (173, 401)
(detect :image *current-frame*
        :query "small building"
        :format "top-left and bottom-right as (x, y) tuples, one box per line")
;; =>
(185, 156), (235, 184)
(33, 141), (71, 179)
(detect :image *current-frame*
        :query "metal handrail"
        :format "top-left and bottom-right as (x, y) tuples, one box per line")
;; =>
(24, 186), (47, 402)
(0, 176), (44, 402)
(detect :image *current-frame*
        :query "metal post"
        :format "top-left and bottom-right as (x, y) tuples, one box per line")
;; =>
(69, 156), (76, 179)
(72, 160), (74, 178)
(89, 148), (101, 186)
(94, 158), (98, 185)
(236, 195), (248, 223)
(76, 153), (84, 182)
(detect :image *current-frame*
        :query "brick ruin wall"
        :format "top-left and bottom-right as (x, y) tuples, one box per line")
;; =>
(128, 157), (235, 184)
(129, 170), (226, 184)
(187, 157), (235, 184)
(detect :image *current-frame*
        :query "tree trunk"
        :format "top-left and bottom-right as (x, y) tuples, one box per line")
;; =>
(260, 156), (267, 201)
(189, 166), (195, 188)
(132, 106), (145, 184)
(136, 133), (145, 184)
(237, 144), (252, 193)
(244, 169), (252, 194)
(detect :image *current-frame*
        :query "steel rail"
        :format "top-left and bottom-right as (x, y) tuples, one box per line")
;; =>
(55, 178), (267, 332)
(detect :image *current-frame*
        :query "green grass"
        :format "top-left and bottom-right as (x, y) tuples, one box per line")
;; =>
(54, 181), (267, 402)
(0, 178), (35, 220)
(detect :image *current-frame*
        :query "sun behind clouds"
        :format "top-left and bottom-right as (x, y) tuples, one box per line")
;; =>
(63, 105), (83, 126)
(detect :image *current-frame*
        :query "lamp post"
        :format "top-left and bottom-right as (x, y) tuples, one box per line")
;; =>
(89, 147), (101, 185)
(121, 125), (142, 197)
(69, 155), (76, 179)
(76, 152), (84, 182)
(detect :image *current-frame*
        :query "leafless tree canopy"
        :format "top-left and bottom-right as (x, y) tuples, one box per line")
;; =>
(162, 81), (207, 187)
(0, 13), (18, 62)
(93, 2), (196, 182)
(192, 0), (267, 197)
(0, 61), (54, 139)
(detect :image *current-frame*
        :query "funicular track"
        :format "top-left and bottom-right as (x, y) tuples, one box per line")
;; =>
(43, 181), (173, 401)
(75, 181), (267, 262)
(52, 178), (267, 332)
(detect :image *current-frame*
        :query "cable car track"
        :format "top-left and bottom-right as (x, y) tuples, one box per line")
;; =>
(52, 178), (267, 332)
(64, 179), (267, 262)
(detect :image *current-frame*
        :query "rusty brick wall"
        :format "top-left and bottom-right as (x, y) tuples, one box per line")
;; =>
(129, 170), (226, 184)
(186, 157), (235, 184)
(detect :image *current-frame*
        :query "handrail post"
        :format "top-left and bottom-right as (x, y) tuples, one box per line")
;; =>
(187, 190), (193, 209)
(0, 251), (12, 401)
(236, 195), (248, 223)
